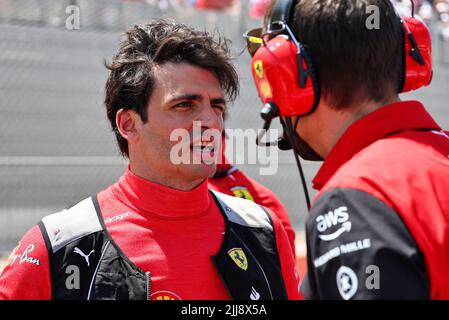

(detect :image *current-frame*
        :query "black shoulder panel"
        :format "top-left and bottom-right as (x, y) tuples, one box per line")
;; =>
(301, 188), (430, 300)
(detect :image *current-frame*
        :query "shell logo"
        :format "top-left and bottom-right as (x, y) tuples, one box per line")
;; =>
(150, 291), (181, 300)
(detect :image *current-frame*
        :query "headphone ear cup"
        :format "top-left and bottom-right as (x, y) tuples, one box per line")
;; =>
(251, 36), (318, 117)
(400, 16), (433, 93)
(297, 41), (320, 115)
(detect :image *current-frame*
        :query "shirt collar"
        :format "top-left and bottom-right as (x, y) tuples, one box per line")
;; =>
(111, 167), (211, 218)
(312, 101), (441, 190)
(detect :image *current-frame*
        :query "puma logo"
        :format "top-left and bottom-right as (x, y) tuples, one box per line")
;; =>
(73, 247), (95, 267)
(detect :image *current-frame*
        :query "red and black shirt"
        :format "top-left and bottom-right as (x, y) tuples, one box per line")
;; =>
(301, 101), (449, 300)
(0, 169), (301, 300)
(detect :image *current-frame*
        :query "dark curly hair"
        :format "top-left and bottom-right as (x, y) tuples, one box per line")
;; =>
(104, 19), (239, 157)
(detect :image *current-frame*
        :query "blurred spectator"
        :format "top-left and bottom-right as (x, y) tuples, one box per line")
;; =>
(392, 0), (449, 40)
(195, 0), (234, 11)
(249, 0), (270, 19)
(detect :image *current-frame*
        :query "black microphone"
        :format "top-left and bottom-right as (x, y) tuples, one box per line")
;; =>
(260, 101), (280, 121)
(256, 102), (312, 211)
(277, 136), (292, 150)
(256, 102), (280, 146)
(256, 102), (293, 150)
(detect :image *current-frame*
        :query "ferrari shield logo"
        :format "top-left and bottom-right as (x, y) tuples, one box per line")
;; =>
(231, 186), (254, 202)
(254, 60), (264, 79)
(228, 248), (248, 271)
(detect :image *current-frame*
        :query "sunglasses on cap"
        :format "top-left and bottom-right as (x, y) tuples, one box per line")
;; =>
(242, 23), (297, 57)
(242, 27), (264, 57)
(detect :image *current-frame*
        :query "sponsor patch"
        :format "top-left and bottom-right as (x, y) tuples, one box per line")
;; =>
(104, 211), (132, 224)
(151, 291), (181, 300)
(228, 248), (248, 271)
(253, 60), (264, 79)
(230, 186), (254, 202)
(10, 244), (41, 267)
(313, 238), (371, 268)
(73, 247), (95, 267)
(336, 266), (358, 300)
(250, 286), (260, 300)
(316, 206), (352, 241)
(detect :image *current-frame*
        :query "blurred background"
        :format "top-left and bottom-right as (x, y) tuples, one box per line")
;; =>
(0, 0), (448, 266)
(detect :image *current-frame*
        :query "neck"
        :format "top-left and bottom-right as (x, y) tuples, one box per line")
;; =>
(112, 167), (211, 218)
(311, 96), (401, 158)
(129, 158), (204, 192)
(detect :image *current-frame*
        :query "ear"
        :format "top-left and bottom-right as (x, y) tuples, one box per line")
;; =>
(116, 109), (141, 144)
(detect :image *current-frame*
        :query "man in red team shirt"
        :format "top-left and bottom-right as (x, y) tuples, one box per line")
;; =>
(247, 0), (449, 299)
(0, 20), (300, 300)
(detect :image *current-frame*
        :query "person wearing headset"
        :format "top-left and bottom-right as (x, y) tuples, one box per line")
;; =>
(245, 0), (449, 299)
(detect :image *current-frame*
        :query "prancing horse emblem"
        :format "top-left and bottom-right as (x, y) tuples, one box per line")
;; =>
(228, 248), (248, 271)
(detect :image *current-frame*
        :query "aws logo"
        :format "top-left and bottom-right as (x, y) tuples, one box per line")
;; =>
(316, 206), (351, 241)
(228, 248), (248, 271)
(151, 291), (181, 300)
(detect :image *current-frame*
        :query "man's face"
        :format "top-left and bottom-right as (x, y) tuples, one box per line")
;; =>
(130, 62), (225, 187)
(295, 114), (316, 146)
(287, 110), (325, 160)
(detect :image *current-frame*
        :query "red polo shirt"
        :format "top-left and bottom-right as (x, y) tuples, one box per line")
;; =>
(302, 101), (449, 299)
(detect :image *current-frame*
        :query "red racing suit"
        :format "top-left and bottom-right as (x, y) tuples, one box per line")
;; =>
(209, 162), (296, 257)
(0, 168), (301, 300)
(301, 101), (449, 299)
